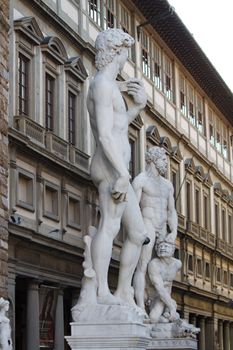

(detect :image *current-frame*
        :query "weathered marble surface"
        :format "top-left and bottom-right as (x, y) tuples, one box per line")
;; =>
(0, 298), (12, 350)
(133, 147), (178, 312)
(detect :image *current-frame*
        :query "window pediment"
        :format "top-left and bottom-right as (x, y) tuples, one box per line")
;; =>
(194, 165), (204, 182)
(14, 16), (44, 45)
(64, 56), (88, 82)
(146, 125), (160, 145)
(171, 145), (182, 163)
(184, 157), (195, 174)
(203, 173), (213, 188)
(131, 115), (144, 130)
(213, 182), (222, 197)
(160, 136), (172, 153)
(41, 36), (68, 64)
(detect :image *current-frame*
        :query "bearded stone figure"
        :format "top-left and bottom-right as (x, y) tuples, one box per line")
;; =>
(133, 146), (178, 311)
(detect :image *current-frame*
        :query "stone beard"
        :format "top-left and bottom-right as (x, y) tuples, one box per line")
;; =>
(86, 28), (148, 305)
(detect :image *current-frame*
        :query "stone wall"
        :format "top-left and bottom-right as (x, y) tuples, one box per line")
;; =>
(0, 0), (9, 298)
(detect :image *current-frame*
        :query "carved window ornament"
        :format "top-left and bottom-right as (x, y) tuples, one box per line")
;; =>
(146, 125), (160, 146)
(130, 114), (144, 130)
(184, 157), (195, 174)
(203, 172), (213, 188)
(159, 136), (172, 154)
(171, 145), (182, 163)
(222, 189), (230, 203)
(213, 182), (223, 197)
(14, 16), (44, 45)
(194, 165), (204, 182)
(64, 56), (88, 83)
(41, 36), (68, 64)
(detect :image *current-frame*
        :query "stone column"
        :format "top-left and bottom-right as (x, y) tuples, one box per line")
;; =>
(205, 317), (218, 350)
(54, 289), (64, 350)
(230, 323), (233, 350)
(198, 317), (206, 350)
(223, 321), (230, 350)
(218, 320), (224, 350)
(26, 280), (40, 350)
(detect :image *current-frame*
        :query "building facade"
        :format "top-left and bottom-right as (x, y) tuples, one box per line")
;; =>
(0, 0), (10, 299)
(6, 0), (233, 349)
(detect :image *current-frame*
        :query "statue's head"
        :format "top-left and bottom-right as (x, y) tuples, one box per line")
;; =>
(145, 146), (167, 175)
(95, 29), (134, 71)
(155, 238), (175, 258)
(0, 297), (9, 312)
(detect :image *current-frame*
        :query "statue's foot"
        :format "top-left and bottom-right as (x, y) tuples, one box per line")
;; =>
(97, 293), (122, 305)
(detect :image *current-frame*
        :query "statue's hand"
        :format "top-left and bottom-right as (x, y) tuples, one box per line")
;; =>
(111, 175), (130, 203)
(126, 78), (147, 109)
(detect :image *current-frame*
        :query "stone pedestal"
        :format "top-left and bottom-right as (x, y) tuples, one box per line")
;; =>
(148, 337), (198, 350)
(66, 321), (150, 350)
(147, 323), (198, 350)
(65, 304), (151, 350)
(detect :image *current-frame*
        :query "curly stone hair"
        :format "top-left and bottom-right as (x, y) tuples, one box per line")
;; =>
(95, 29), (134, 70)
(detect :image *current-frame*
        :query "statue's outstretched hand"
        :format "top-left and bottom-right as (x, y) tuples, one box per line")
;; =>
(126, 78), (147, 109)
(111, 175), (130, 203)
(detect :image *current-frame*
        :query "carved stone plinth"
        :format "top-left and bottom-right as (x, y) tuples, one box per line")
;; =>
(147, 323), (198, 350)
(147, 337), (198, 350)
(65, 304), (151, 350)
(66, 321), (151, 350)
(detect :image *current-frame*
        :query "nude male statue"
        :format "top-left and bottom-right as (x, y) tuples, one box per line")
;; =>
(0, 298), (12, 350)
(133, 146), (178, 310)
(87, 29), (148, 305)
(147, 239), (181, 323)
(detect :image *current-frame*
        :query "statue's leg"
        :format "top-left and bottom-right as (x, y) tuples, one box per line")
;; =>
(115, 184), (147, 304)
(149, 299), (164, 323)
(133, 218), (155, 310)
(91, 180), (126, 302)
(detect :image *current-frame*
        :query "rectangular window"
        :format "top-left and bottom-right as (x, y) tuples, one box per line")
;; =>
(18, 54), (29, 115)
(68, 195), (81, 229)
(222, 126), (228, 159)
(216, 266), (221, 283)
(164, 56), (173, 101)
(188, 85), (195, 125)
(188, 254), (194, 272)
(119, 4), (133, 60)
(89, 0), (101, 26)
(229, 215), (232, 245)
(68, 91), (76, 145)
(17, 169), (35, 211)
(104, 0), (116, 29)
(222, 208), (226, 241)
(186, 181), (191, 221)
(205, 261), (211, 279)
(141, 30), (150, 78)
(196, 94), (204, 133)
(179, 74), (186, 115)
(195, 188), (200, 224)
(216, 119), (221, 152)
(203, 193), (209, 230)
(45, 74), (55, 131)
(196, 257), (203, 276)
(230, 273), (233, 288)
(209, 109), (215, 146)
(44, 182), (59, 221)
(215, 203), (219, 236)
(223, 270), (228, 286)
(152, 43), (162, 90)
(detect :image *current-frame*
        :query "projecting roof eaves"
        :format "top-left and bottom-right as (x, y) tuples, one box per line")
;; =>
(133, 0), (233, 124)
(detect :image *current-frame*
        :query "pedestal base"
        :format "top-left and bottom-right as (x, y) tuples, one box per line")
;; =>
(65, 321), (151, 350)
(147, 337), (198, 350)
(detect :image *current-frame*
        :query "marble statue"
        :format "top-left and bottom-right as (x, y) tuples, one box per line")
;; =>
(86, 28), (149, 305)
(147, 238), (181, 323)
(0, 298), (12, 350)
(133, 146), (178, 310)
